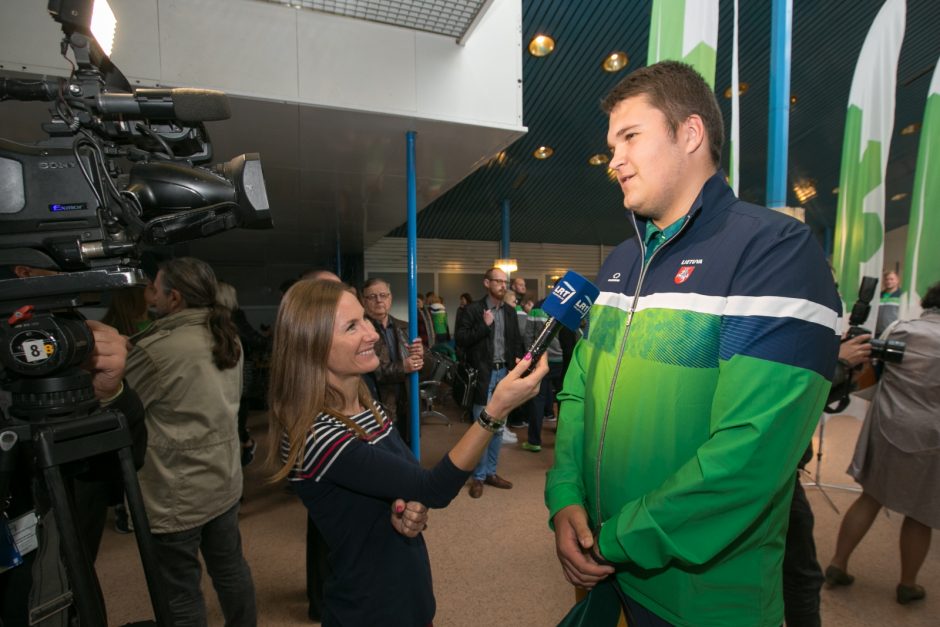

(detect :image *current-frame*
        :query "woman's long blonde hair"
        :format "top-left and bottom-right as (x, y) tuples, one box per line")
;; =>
(267, 279), (383, 482)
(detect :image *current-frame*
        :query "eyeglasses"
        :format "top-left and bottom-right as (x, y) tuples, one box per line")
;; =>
(364, 292), (391, 302)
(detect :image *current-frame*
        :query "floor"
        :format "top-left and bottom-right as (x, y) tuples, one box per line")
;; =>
(94, 395), (938, 626)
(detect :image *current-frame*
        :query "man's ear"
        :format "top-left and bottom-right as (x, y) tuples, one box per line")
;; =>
(169, 288), (184, 311)
(12, 265), (32, 278)
(682, 114), (707, 157)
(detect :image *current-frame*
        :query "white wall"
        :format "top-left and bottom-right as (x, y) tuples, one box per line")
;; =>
(0, 0), (523, 129)
(883, 224), (907, 278)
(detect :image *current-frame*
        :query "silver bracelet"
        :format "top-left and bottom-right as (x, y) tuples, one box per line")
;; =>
(476, 408), (506, 433)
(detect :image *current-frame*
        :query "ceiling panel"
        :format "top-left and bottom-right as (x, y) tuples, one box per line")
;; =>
(391, 0), (940, 246)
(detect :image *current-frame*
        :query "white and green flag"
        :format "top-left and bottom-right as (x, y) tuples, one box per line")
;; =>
(729, 0), (740, 194)
(832, 0), (906, 328)
(900, 59), (940, 320)
(648, 0), (719, 88)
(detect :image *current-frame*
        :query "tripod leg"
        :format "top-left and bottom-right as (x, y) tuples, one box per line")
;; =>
(118, 446), (173, 627)
(40, 463), (108, 626)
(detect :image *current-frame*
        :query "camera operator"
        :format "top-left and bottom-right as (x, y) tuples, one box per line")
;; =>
(826, 281), (940, 605)
(783, 330), (871, 627)
(1, 264), (148, 627)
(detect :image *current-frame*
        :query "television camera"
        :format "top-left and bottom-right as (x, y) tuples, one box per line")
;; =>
(0, 1), (271, 624)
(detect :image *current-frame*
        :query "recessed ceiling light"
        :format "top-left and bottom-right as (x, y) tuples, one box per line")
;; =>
(607, 168), (618, 182)
(790, 94), (798, 105)
(602, 52), (629, 73)
(792, 178), (817, 204)
(891, 192), (908, 201)
(490, 151), (507, 166)
(901, 123), (921, 135)
(588, 153), (609, 166)
(528, 34), (555, 57)
(533, 145), (554, 159)
(832, 187), (840, 195)
(723, 82), (750, 99)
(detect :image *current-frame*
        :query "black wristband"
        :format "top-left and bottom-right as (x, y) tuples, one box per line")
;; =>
(476, 408), (506, 433)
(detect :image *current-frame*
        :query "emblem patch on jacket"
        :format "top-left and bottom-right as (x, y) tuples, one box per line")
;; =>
(674, 266), (695, 284)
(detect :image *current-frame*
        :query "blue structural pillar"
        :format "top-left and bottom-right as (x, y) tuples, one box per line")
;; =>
(501, 199), (510, 258)
(766, 0), (792, 209)
(405, 131), (420, 458)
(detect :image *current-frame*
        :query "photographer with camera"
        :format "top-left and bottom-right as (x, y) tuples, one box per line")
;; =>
(826, 281), (940, 606)
(783, 329), (871, 627)
(1, 262), (147, 626)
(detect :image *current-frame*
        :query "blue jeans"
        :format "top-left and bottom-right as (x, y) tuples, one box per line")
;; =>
(150, 502), (257, 627)
(472, 367), (507, 481)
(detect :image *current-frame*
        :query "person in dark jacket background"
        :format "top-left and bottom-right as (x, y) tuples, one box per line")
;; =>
(454, 267), (526, 498)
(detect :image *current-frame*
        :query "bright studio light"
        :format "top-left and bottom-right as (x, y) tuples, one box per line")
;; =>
(91, 0), (117, 56)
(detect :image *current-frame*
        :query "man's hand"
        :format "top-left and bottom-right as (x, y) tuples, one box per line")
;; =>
(390, 499), (429, 538)
(552, 504), (615, 589)
(82, 320), (128, 401)
(407, 338), (423, 356)
(483, 308), (494, 327)
(402, 339), (425, 373)
(840, 333), (872, 368)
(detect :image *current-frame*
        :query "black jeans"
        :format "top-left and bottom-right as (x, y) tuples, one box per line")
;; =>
(783, 476), (824, 627)
(150, 502), (256, 627)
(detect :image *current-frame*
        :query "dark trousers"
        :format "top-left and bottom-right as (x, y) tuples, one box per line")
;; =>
(783, 476), (823, 627)
(150, 502), (256, 627)
(527, 377), (551, 446)
(306, 516), (331, 621)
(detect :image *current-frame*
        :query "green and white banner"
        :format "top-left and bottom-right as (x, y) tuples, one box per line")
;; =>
(832, 0), (906, 329)
(900, 59), (940, 320)
(729, 0), (740, 194)
(648, 0), (719, 88)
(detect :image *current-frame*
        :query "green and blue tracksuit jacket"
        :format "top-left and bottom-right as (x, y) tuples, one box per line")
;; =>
(546, 173), (841, 626)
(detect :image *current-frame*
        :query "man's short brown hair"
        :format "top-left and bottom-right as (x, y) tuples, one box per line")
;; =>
(601, 60), (724, 167)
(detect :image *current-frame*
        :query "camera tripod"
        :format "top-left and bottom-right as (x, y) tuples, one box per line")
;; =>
(801, 413), (862, 515)
(1, 373), (172, 626)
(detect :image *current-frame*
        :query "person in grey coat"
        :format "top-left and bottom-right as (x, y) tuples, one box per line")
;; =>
(826, 281), (940, 605)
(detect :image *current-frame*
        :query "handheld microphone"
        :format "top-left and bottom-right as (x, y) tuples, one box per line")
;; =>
(97, 88), (232, 122)
(523, 270), (599, 375)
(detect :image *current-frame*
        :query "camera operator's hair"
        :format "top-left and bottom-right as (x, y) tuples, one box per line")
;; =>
(922, 282), (940, 310)
(267, 279), (382, 482)
(159, 257), (241, 370)
(601, 60), (724, 167)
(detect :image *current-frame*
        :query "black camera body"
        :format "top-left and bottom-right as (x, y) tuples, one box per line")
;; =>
(1, 0), (273, 409)
(0, 2), (271, 276)
(845, 276), (905, 364)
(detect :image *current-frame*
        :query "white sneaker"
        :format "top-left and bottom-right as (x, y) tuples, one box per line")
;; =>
(501, 427), (518, 444)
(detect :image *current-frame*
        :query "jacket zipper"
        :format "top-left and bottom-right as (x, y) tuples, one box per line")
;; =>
(592, 214), (692, 531)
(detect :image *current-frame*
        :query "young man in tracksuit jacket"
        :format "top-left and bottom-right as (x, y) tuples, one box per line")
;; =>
(546, 61), (841, 626)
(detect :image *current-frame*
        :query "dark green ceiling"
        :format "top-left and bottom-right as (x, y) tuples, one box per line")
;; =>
(391, 0), (939, 249)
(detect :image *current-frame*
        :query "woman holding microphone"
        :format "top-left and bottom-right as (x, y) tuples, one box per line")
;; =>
(267, 278), (546, 626)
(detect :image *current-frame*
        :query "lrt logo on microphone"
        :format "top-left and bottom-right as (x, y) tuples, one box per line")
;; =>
(552, 281), (576, 304)
(573, 297), (593, 317)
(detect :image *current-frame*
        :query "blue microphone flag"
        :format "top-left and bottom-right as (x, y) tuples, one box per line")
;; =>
(542, 271), (599, 330)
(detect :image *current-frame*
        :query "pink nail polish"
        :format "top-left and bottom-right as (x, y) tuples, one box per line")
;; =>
(395, 503), (404, 513)
(524, 352), (532, 361)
